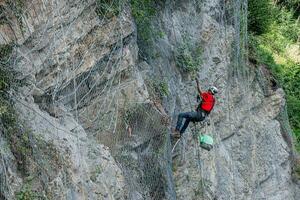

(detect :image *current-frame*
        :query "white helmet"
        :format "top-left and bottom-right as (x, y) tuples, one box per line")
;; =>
(208, 86), (218, 95)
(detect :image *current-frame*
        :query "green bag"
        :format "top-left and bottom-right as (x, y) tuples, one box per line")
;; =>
(199, 134), (214, 151)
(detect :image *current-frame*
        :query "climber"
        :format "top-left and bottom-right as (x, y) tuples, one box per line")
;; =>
(172, 78), (218, 139)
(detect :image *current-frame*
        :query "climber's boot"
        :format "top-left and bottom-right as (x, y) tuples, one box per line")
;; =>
(171, 128), (181, 139)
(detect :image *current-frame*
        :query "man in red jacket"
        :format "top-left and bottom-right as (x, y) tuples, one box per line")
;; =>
(173, 79), (218, 138)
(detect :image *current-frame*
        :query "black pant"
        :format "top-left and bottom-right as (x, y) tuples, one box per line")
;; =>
(175, 110), (206, 135)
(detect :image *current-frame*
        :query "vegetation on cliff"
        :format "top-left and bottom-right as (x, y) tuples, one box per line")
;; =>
(248, 0), (300, 151)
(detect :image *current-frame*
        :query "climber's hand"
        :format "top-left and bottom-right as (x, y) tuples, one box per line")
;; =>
(196, 78), (202, 94)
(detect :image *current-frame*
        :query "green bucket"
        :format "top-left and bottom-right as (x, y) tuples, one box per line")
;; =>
(198, 134), (214, 151)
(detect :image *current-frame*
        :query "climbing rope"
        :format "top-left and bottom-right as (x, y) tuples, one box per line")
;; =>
(184, 82), (208, 199)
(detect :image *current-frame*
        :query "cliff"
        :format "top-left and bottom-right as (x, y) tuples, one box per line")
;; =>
(0, 0), (299, 199)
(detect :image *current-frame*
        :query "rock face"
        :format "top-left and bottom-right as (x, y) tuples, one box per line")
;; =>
(0, 0), (299, 200)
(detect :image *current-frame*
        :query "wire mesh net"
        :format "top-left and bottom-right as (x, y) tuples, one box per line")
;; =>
(0, 0), (177, 199)
(0, 0), (265, 199)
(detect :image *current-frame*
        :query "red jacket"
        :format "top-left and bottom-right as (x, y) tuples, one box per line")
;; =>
(199, 92), (215, 113)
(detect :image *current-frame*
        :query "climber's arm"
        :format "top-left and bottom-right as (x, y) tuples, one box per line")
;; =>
(196, 78), (202, 95)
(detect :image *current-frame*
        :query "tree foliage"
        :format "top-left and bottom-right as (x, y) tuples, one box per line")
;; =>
(248, 0), (300, 151)
(248, 0), (274, 35)
(275, 0), (300, 17)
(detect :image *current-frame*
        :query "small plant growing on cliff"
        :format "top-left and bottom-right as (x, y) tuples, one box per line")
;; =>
(95, 0), (123, 18)
(131, 0), (156, 42)
(16, 185), (35, 200)
(153, 80), (169, 98)
(157, 81), (169, 97)
(175, 38), (203, 74)
(90, 165), (103, 182)
(16, 177), (44, 200)
(146, 78), (169, 101)
(131, 0), (165, 51)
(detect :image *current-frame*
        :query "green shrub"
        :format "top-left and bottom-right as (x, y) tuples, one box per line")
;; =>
(175, 39), (202, 73)
(130, 0), (158, 43)
(130, 0), (165, 54)
(153, 80), (169, 98)
(248, 0), (273, 35)
(146, 78), (169, 101)
(272, 7), (300, 43)
(256, 9), (299, 56)
(248, 8), (300, 153)
(275, 0), (300, 18)
(248, 35), (280, 71)
(90, 166), (103, 182)
(0, 43), (32, 174)
(16, 178), (42, 200)
(16, 185), (35, 200)
(294, 161), (300, 178)
(287, 95), (300, 151)
(95, 0), (122, 17)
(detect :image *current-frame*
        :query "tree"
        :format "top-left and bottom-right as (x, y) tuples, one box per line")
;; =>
(248, 0), (274, 35)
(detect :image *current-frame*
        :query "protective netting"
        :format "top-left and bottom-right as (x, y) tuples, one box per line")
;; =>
(223, 1), (253, 199)
(0, 0), (131, 198)
(0, 0), (177, 199)
(224, 0), (249, 82)
(114, 102), (175, 199)
(0, 0), (257, 199)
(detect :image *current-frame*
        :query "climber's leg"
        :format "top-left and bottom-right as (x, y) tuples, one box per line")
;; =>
(180, 117), (191, 134)
(176, 112), (190, 131)
(177, 112), (199, 135)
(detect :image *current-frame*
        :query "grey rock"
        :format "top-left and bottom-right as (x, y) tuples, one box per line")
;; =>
(0, 0), (299, 200)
